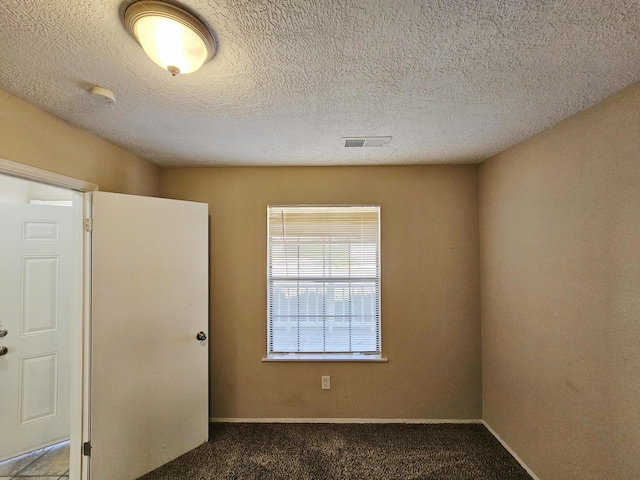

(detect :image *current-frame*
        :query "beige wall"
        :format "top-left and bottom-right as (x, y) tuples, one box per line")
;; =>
(479, 82), (640, 479)
(161, 165), (481, 419)
(0, 88), (159, 195)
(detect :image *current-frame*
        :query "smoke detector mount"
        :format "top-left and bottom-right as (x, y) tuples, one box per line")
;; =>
(89, 85), (116, 104)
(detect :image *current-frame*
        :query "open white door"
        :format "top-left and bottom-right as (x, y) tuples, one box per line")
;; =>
(89, 192), (209, 480)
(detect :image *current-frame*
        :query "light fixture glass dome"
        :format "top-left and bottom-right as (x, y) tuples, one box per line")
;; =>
(125, 1), (215, 76)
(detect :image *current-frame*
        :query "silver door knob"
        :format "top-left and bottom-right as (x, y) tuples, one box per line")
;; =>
(196, 331), (207, 341)
(0, 346), (7, 356)
(0, 327), (6, 337)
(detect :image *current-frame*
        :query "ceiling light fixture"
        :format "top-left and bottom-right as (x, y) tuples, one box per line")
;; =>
(124, 0), (215, 76)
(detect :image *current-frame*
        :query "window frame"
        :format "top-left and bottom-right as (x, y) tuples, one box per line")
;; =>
(263, 204), (386, 362)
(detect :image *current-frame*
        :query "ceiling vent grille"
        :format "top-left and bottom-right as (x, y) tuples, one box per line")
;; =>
(344, 138), (366, 147)
(342, 136), (392, 148)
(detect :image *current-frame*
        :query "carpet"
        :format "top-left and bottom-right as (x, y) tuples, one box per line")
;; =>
(139, 423), (533, 479)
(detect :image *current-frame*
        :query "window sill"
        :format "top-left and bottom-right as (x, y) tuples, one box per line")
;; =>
(262, 354), (388, 362)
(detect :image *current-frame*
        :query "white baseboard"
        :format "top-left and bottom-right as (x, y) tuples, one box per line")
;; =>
(210, 417), (483, 424)
(482, 421), (540, 480)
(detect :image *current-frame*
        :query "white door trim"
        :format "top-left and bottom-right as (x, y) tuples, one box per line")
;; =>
(0, 157), (97, 480)
(0, 158), (98, 193)
(79, 191), (92, 480)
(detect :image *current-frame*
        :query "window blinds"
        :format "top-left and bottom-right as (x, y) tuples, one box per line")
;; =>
(267, 205), (381, 356)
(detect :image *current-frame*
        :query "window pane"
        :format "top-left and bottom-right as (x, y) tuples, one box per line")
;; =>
(298, 318), (325, 352)
(270, 316), (299, 352)
(267, 206), (381, 356)
(324, 317), (351, 352)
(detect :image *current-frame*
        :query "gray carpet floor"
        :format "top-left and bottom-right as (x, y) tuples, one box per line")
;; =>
(139, 423), (533, 480)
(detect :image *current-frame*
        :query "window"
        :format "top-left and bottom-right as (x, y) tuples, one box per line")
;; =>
(265, 205), (383, 361)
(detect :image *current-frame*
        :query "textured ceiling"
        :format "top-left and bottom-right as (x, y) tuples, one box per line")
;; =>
(0, 1), (638, 167)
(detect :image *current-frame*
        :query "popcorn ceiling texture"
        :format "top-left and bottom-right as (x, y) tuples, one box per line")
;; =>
(0, 0), (638, 167)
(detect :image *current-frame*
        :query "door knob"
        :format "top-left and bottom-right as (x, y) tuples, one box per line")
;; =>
(196, 331), (207, 341)
(0, 327), (6, 337)
(0, 346), (7, 356)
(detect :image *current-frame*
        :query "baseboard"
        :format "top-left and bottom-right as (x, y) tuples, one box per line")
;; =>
(482, 421), (541, 480)
(210, 417), (483, 424)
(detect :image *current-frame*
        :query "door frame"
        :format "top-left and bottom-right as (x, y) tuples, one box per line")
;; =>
(0, 158), (97, 480)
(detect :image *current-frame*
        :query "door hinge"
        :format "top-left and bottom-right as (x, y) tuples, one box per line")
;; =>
(84, 218), (93, 232)
(83, 441), (92, 456)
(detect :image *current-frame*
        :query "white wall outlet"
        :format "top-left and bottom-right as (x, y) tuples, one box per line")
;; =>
(321, 375), (331, 390)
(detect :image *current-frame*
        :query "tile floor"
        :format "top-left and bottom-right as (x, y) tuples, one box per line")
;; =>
(0, 441), (69, 480)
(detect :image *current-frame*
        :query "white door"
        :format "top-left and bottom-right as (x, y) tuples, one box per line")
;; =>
(0, 203), (72, 461)
(90, 192), (209, 480)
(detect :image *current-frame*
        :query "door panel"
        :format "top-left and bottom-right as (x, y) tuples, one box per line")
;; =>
(19, 353), (59, 424)
(90, 192), (209, 480)
(22, 256), (60, 334)
(0, 204), (72, 461)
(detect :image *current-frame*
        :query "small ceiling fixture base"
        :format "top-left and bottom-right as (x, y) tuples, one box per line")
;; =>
(124, 0), (215, 76)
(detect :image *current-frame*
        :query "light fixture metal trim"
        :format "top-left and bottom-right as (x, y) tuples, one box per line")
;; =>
(124, 0), (215, 75)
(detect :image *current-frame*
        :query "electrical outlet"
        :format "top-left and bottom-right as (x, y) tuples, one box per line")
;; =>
(321, 375), (331, 390)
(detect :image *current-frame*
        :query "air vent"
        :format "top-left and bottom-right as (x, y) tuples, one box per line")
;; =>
(342, 136), (392, 148)
(344, 138), (366, 147)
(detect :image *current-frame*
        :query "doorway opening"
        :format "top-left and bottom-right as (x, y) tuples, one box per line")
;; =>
(0, 174), (74, 462)
(0, 159), (97, 480)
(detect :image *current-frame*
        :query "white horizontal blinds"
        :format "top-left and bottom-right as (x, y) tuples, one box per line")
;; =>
(267, 205), (381, 355)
